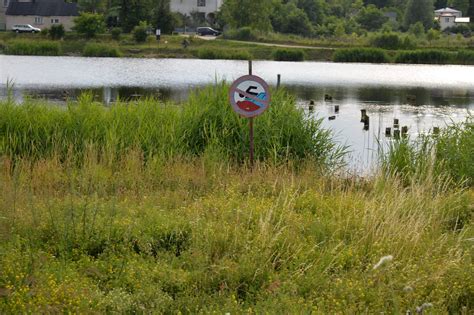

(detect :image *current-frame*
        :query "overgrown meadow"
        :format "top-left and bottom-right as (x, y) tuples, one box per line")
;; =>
(0, 85), (472, 313)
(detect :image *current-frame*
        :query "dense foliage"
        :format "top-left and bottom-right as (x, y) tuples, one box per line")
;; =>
(72, 0), (474, 38)
(73, 13), (106, 38)
(0, 84), (344, 167)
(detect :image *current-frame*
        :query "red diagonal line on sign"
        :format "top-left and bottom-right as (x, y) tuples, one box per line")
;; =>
(235, 88), (268, 106)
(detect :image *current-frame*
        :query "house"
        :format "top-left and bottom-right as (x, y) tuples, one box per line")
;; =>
(5, 0), (79, 32)
(434, 7), (471, 30)
(170, 0), (223, 22)
(1, 0), (11, 30)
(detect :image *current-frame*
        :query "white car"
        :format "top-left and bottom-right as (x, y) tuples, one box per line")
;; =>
(12, 24), (41, 33)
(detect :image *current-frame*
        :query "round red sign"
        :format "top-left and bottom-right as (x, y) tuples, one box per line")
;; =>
(229, 75), (271, 118)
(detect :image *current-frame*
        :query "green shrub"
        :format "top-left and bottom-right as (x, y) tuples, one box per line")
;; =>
(371, 32), (402, 50)
(5, 40), (62, 56)
(49, 24), (65, 40)
(82, 43), (121, 57)
(394, 49), (451, 64)
(333, 48), (389, 63)
(133, 21), (149, 43)
(197, 49), (252, 60)
(371, 32), (417, 50)
(223, 27), (259, 41)
(73, 12), (106, 38)
(456, 50), (474, 65)
(272, 49), (305, 61)
(110, 27), (122, 41)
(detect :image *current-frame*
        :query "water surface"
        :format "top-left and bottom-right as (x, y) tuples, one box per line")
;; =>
(1, 56), (473, 172)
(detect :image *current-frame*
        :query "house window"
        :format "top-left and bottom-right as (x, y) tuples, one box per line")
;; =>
(197, 0), (206, 7)
(445, 17), (450, 22)
(51, 18), (60, 24)
(34, 17), (43, 25)
(3, 0), (8, 8)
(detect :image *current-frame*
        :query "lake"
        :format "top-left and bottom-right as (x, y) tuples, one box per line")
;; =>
(1, 55), (473, 172)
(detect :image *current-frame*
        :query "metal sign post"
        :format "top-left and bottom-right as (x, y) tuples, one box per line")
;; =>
(229, 61), (271, 168)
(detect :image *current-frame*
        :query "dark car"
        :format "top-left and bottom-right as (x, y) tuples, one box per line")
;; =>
(196, 27), (221, 36)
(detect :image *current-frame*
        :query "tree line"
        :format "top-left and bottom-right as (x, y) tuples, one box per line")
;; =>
(68, 0), (474, 36)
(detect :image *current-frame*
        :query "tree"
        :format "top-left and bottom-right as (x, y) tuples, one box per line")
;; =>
(78, 0), (106, 13)
(220, 0), (273, 32)
(152, 0), (177, 34)
(73, 12), (106, 38)
(448, 0), (469, 15)
(356, 4), (388, 31)
(271, 2), (313, 36)
(119, 0), (150, 33)
(404, 0), (434, 30)
(133, 21), (149, 42)
(297, 0), (326, 25)
(426, 28), (441, 45)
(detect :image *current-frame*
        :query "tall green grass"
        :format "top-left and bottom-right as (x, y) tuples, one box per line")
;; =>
(82, 43), (121, 57)
(0, 151), (471, 313)
(5, 40), (62, 56)
(394, 49), (451, 64)
(0, 83), (344, 168)
(196, 48), (252, 60)
(333, 48), (390, 63)
(381, 120), (474, 186)
(272, 49), (305, 61)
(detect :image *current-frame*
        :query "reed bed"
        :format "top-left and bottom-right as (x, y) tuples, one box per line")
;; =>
(382, 120), (474, 187)
(0, 84), (344, 168)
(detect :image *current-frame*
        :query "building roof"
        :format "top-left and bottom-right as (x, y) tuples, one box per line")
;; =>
(435, 7), (461, 14)
(6, 1), (79, 17)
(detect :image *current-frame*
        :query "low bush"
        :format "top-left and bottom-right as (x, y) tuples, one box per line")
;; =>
(197, 49), (252, 60)
(49, 24), (65, 40)
(370, 32), (416, 50)
(333, 48), (389, 63)
(82, 43), (121, 57)
(223, 27), (259, 41)
(272, 49), (305, 61)
(133, 21), (149, 43)
(110, 27), (122, 41)
(394, 49), (451, 64)
(5, 40), (62, 56)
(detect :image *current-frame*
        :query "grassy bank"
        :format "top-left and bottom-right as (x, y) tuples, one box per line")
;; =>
(0, 86), (473, 313)
(1, 32), (472, 64)
(0, 149), (472, 313)
(333, 48), (474, 65)
(0, 33), (332, 61)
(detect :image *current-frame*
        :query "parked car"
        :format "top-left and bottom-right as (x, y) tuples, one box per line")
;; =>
(12, 24), (41, 33)
(196, 27), (221, 36)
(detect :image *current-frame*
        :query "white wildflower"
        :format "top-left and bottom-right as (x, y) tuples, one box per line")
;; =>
(373, 255), (393, 270)
(403, 286), (414, 292)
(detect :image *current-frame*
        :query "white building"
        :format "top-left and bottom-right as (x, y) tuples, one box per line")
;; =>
(170, 0), (223, 21)
(434, 7), (470, 30)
